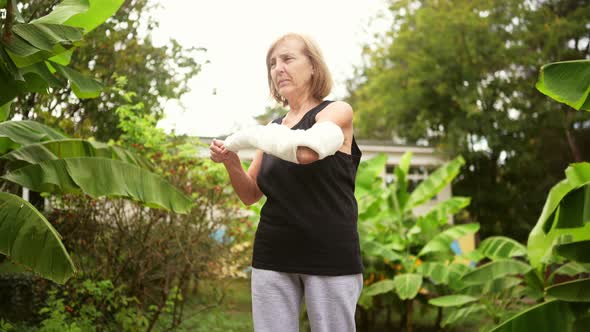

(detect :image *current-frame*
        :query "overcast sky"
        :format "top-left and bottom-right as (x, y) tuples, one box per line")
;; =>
(152, 0), (390, 138)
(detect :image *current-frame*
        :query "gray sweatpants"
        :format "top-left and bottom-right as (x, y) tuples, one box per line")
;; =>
(251, 267), (363, 332)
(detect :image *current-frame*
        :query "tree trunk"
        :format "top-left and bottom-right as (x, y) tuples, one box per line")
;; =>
(2, 0), (14, 43)
(435, 306), (443, 330)
(406, 300), (414, 332)
(564, 115), (583, 162)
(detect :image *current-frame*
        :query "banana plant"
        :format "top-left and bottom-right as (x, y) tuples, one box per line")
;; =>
(535, 60), (590, 112)
(426, 236), (536, 329)
(356, 152), (477, 331)
(488, 60), (590, 332)
(0, 0), (194, 285)
(428, 61), (590, 331)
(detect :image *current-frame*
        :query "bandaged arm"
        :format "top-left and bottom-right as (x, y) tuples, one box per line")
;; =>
(223, 121), (344, 164)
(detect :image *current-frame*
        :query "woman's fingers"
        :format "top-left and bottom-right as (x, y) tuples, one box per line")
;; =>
(213, 138), (225, 147)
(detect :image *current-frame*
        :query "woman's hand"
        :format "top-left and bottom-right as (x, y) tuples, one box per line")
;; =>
(209, 139), (239, 164)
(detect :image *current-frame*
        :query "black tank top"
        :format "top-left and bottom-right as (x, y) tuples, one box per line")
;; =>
(253, 100), (363, 275)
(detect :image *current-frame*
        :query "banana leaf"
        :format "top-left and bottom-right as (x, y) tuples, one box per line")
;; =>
(1, 139), (154, 171)
(490, 300), (575, 332)
(555, 240), (590, 263)
(417, 262), (450, 284)
(442, 304), (486, 328)
(547, 278), (590, 302)
(429, 294), (478, 307)
(528, 163), (590, 269)
(365, 279), (395, 296)
(2, 157), (192, 213)
(52, 62), (102, 98)
(478, 236), (527, 260)
(0, 120), (68, 154)
(405, 156), (464, 211)
(0, 192), (75, 284)
(31, 0), (90, 25)
(536, 60), (590, 111)
(419, 223), (479, 257)
(460, 259), (532, 286)
(393, 273), (422, 300)
(550, 262), (590, 280)
(12, 23), (83, 52)
(417, 197), (471, 227)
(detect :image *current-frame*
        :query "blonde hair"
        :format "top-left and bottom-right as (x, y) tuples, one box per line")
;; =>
(266, 33), (333, 106)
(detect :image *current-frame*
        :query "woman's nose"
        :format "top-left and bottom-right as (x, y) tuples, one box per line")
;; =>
(275, 61), (286, 72)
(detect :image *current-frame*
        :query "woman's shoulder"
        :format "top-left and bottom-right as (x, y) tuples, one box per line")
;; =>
(315, 100), (353, 123)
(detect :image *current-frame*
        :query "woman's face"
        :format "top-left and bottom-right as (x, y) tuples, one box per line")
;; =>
(269, 37), (314, 99)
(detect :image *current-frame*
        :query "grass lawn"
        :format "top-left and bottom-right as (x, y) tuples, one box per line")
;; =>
(158, 278), (485, 332)
(156, 278), (254, 332)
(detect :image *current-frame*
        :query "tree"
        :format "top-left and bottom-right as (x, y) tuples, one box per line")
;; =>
(0, 0), (193, 285)
(11, 0), (204, 141)
(347, 0), (590, 241)
(253, 104), (288, 125)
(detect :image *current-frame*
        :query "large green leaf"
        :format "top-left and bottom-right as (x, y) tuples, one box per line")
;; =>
(478, 236), (527, 260)
(48, 48), (74, 66)
(416, 262), (449, 284)
(0, 192), (75, 284)
(429, 294), (478, 307)
(546, 278), (590, 302)
(1, 139), (154, 171)
(365, 279), (395, 296)
(555, 240), (590, 263)
(551, 262), (590, 280)
(19, 61), (66, 90)
(536, 60), (590, 111)
(393, 273), (422, 300)
(2, 157), (192, 213)
(418, 223), (479, 257)
(31, 0), (90, 25)
(553, 186), (590, 229)
(448, 263), (473, 291)
(405, 156), (464, 211)
(463, 276), (523, 296)
(460, 259), (532, 286)
(393, 151), (412, 210)
(490, 300), (575, 332)
(62, 0), (125, 34)
(0, 101), (12, 122)
(12, 23), (83, 52)
(442, 304), (486, 328)
(52, 62), (102, 98)
(3, 34), (44, 58)
(417, 197), (471, 227)
(356, 153), (388, 191)
(528, 163), (590, 268)
(361, 240), (403, 262)
(0, 49), (21, 105)
(32, 0), (124, 36)
(0, 120), (69, 154)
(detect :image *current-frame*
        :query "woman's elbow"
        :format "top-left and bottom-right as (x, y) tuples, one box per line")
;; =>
(240, 193), (262, 206)
(296, 147), (319, 165)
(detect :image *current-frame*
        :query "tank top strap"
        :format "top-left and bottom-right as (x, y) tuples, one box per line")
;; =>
(271, 100), (334, 129)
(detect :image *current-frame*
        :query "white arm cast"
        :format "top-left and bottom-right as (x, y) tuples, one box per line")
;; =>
(224, 121), (344, 164)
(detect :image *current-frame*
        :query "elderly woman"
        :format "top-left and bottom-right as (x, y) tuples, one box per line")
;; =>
(209, 33), (363, 332)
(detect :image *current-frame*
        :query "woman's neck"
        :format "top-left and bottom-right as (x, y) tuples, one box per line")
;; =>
(286, 93), (321, 116)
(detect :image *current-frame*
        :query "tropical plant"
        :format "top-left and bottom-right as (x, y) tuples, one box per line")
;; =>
(355, 152), (477, 331)
(490, 60), (590, 331)
(0, 0), (193, 285)
(13, 0), (204, 141)
(347, 0), (590, 243)
(427, 60), (590, 331)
